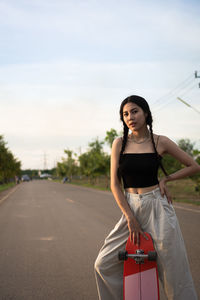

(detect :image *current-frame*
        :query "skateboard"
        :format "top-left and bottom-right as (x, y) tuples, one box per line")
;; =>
(119, 232), (159, 300)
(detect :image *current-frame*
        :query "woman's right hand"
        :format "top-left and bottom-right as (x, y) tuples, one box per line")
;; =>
(127, 217), (148, 245)
(159, 178), (173, 204)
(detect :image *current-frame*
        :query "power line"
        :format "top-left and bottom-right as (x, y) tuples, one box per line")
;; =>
(151, 73), (194, 107)
(178, 81), (199, 98)
(152, 71), (200, 113)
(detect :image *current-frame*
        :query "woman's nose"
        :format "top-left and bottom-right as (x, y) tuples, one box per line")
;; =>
(128, 113), (134, 120)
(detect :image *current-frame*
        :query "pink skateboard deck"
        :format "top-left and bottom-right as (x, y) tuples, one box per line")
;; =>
(119, 232), (159, 300)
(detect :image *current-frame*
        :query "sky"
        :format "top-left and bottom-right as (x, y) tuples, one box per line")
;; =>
(0, 0), (200, 170)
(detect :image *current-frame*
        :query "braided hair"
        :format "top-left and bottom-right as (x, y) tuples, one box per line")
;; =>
(119, 95), (167, 175)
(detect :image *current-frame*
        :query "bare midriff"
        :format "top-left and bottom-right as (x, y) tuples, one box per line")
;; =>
(125, 184), (159, 194)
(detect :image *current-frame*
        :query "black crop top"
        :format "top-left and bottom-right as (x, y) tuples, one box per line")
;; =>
(118, 153), (161, 188)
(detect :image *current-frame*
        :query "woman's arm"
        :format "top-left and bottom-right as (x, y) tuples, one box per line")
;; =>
(110, 138), (133, 220)
(110, 138), (147, 244)
(159, 136), (200, 201)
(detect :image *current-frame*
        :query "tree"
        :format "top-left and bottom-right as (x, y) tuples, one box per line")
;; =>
(79, 138), (110, 184)
(160, 154), (182, 177)
(178, 138), (194, 156)
(180, 141), (200, 194)
(56, 149), (78, 179)
(171, 138), (200, 194)
(0, 135), (21, 183)
(160, 138), (200, 188)
(105, 128), (119, 148)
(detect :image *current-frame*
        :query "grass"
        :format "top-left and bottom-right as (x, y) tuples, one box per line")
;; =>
(0, 182), (16, 192)
(69, 176), (110, 191)
(66, 177), (200, 206)
(167, 179), (200, 205)
(71, 182), (109, 191)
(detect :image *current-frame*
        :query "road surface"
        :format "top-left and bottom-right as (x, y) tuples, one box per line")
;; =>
(0, 180), (199, 299)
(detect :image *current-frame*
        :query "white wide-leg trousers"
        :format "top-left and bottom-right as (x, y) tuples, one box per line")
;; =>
(94, 188), (197, 300)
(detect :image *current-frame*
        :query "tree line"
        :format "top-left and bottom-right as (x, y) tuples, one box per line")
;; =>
(56, 129), (200, 192)
(0, 135), (21, 184)
(2, 127), (198, 191)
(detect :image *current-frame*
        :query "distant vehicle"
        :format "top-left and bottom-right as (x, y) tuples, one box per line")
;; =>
(21, 174), (30, 182)
(40, 173), (52, 179)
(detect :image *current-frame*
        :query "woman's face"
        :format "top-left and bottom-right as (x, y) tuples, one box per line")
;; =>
(122, 102), (147, 132)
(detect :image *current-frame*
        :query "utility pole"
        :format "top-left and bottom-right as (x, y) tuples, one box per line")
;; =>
(43, 152), (47, 170)
(195, 70), (200, 88)
(194, 70), (200, 78)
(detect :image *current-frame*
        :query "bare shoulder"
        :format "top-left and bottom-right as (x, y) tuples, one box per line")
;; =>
(158, 135), (173, 145)
(153, 134), (169, 142)
(112, 137), (122, 150)
(157, 135), (200, 169)
(111, 137), (123, 162)
(153, 134), (176, 155)
(153, 133), (162, 143)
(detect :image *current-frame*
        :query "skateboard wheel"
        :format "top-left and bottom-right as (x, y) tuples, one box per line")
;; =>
(118, 251), (128, 261)
(148, 251), (157, 261)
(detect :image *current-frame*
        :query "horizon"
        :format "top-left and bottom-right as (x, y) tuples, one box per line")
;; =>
(1, 0), (200, 169)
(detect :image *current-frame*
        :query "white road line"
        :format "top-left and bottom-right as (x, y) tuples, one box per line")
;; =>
(0, 186), (19, 205)
(174, 204), (200, 214)
(66, 198), (75, 203)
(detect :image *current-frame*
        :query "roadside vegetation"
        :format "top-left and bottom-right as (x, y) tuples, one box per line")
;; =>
(0, 135), (21, 185)
(0, 182), (16, 192)
(68, 177), (200, 205)
(1, 130), (199, 205)
(55, 129), (200, 205)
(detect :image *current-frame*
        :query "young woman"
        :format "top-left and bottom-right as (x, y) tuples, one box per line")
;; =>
(94, 95), (199, 300)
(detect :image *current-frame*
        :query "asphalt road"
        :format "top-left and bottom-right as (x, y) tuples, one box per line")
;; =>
(0, 180), (199, 300)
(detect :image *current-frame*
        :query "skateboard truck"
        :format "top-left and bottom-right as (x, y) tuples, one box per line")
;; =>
(120, 233), (160, 299)
(118, 249), (157, 264)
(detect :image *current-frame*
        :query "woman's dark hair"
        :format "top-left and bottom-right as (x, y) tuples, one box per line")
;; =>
(119, 95), (167, 176)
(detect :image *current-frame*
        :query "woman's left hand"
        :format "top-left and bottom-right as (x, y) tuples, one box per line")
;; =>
(159, 179), (173, 204)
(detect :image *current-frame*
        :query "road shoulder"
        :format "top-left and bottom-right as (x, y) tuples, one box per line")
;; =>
(0, 185), (19, 205)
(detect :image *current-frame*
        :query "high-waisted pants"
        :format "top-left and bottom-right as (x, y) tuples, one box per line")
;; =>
(94, 188), (197, 300)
